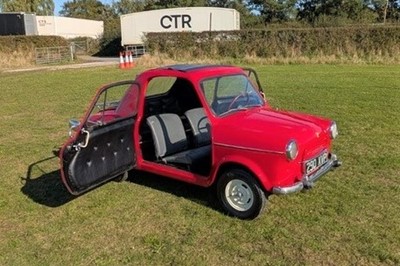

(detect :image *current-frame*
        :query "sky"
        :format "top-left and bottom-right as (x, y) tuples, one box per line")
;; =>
(53, 0), (113, 15)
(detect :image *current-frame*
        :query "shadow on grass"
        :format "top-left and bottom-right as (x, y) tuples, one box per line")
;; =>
(20, 156), (220, 212)
(21, 156), (75, 207)
(127, 170), (221, 213)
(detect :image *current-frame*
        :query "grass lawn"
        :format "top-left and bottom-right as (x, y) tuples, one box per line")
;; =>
(0, 64), (399, 265)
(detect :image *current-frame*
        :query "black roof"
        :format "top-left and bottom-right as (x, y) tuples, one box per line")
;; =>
(162, 64), (233, 72)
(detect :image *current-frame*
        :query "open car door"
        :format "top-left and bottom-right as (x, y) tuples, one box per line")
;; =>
(60, 81), (140, 195)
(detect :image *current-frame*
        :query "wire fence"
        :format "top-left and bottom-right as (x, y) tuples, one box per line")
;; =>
(125, 45), (146, 57)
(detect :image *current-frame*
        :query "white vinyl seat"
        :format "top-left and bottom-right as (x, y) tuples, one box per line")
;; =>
(146, 113), (210, 165)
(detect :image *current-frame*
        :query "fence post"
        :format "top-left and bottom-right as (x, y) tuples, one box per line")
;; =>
(70, 43), (75, 61)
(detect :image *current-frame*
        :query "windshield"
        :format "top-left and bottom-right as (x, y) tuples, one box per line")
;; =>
(200, 74), (264, 116)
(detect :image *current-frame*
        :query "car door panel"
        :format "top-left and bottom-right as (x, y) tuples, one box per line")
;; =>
(63, 117), (135, 194)
(60, 81), (139, 195)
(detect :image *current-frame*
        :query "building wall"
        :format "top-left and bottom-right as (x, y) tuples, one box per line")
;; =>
(37, 16), (104, 39)
(121, 7), (240, 46)
(0, 13), (38, 35)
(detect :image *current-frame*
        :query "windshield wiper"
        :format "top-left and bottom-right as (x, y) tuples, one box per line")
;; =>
(245, 104), (263, 108)
(220, 104), (263, 116)
(219, 107), (246, 116)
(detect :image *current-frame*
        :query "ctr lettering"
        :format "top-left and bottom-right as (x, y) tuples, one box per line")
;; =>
(160, 14), (192, 29)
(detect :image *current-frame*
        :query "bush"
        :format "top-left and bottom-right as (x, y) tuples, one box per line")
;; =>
(0, 36), (68, 53)
(94, 37), (122, 57)
(145, 25), (400, 62)
(0, 36), (70, 69)
(92, 17), (123, 57)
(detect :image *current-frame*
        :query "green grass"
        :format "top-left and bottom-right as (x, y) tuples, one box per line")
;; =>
(1, 64), (399, 265)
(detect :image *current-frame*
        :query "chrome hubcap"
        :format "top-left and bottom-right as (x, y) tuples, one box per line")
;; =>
(225, 179), (254, 212)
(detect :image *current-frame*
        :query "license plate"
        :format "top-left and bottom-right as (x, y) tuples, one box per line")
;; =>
(305, 152), (329, 175)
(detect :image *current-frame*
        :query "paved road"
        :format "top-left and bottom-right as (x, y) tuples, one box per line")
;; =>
(79, 55), (120, 63)
(3, 56), (120, 73)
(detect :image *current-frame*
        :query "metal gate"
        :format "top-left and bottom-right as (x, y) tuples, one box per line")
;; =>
(35, 46), (74, 65)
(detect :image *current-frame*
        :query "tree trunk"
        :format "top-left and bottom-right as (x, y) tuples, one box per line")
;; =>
(383, 0), (389, 24)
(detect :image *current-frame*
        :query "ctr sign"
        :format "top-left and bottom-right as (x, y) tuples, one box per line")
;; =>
(160, 14), (192, 29)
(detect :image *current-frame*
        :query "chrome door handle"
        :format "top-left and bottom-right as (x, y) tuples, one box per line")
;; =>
(73, 129), (90, 151)
(78, 129), (90, 148)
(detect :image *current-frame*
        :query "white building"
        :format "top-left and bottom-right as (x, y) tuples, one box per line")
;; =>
(121, 7), (240, 47)
(36, 16), (104, 39)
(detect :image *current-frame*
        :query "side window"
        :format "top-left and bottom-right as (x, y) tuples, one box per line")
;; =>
(86, 82), (139, 127)
(144, 76), (201, 117)
(201, 79), (216, 105)
(244, 68), (262, 92)
(147, 77), (176, 96)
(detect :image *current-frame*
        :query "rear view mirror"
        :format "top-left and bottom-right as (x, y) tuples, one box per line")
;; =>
(69, 119), (80, 137)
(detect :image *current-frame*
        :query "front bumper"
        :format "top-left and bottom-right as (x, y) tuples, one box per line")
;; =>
(272, 154), (341, 195)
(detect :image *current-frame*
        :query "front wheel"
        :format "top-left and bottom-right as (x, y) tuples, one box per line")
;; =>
(217, 168), (267, 219)
(114, 171), (129, 182)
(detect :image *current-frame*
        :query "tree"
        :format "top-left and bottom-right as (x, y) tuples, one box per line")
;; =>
(1, 0), (26, 13)
(296, 0), (377, 25)
(1, 0), (54, 15)
(207, 0), (262, 27)
(392, 0), (400, 21)
(60, 0), (113, 20)
(34, 0), (55, 15)
(142, 0), (207, 10)
(247, 0), (297, 23)
(60, 0), (120, 40)
(112, 0), (145, 15)
(368, 0), (400, 22)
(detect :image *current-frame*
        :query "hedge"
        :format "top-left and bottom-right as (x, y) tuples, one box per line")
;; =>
(0, 36), (69, 53)
(145, 25), (400, 60)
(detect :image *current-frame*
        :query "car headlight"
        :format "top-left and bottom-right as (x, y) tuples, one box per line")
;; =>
(285, 140), (298, 161)
(330, 121), (338, 139)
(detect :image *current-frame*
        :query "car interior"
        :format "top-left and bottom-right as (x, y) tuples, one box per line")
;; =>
(139, 77), (212, 176)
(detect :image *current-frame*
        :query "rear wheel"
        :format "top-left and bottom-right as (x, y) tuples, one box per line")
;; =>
(217, 168), (267, 219)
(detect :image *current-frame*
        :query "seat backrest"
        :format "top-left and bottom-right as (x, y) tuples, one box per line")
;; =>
(184, 108), (211, 147)
(146, 113), (188, 158)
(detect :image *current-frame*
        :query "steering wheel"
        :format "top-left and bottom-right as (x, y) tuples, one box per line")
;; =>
(227, 91), (250, 111)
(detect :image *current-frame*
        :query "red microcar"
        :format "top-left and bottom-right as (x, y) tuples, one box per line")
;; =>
(60, 64), (341, 219)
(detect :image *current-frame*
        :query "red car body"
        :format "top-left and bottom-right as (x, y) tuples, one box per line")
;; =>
(60, 64), (340, 219)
